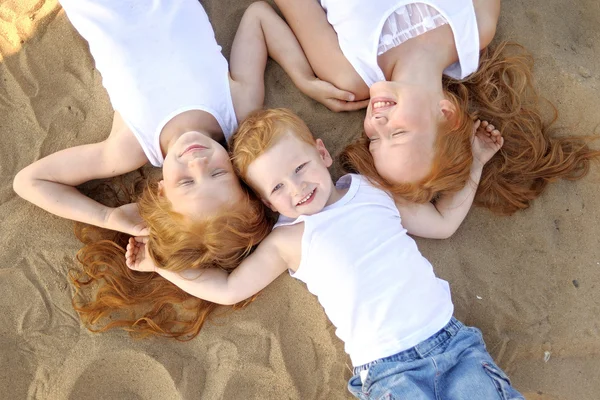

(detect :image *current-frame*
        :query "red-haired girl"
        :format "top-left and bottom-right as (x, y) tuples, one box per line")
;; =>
(274, 0), (599, 214)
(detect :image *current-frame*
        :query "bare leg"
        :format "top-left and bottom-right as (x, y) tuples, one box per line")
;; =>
(273, 0), (369, 100)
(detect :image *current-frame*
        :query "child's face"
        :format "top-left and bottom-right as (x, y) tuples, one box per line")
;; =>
(161, 131), (244, 219)
(246, 133), (335, 219)
(364, 80), (442, 183)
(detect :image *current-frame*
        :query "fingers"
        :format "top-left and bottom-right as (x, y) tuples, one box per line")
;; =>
(477, 120), (501, 137)
(496, 136), (505, 149)
(327, 98), (370, 112)
(133, 236), (149, 244)
(125, 237), (137, 268)
(334, 88), (356, 102)
(472, 119), (481, 134)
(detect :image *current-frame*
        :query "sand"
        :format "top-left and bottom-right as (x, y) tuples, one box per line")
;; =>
(1, 0), (599, 399)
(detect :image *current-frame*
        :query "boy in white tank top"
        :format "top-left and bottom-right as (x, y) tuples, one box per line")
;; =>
(126, 109), (522, 399)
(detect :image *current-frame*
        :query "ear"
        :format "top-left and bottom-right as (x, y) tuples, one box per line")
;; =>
(315, 139), (333, 167)
(261, 198), (277, 212)
(438, 99), (456, 124)
(157, 180), (165, 194)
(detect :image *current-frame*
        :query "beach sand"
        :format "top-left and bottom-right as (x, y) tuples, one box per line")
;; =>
(1, 0), (599, 399)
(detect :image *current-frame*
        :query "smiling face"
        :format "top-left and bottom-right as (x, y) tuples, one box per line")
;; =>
(245, 133), (336, 219)
(161, 131), (244, 219)
(364, 80), (448, 184)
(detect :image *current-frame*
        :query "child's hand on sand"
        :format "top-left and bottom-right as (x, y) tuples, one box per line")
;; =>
(471, 119), (504, 167)
(302, 77), (370, 112)
(125, 236), (156, 272)
(105, 203), (149, 236)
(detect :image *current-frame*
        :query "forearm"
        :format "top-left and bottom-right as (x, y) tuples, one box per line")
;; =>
(398, 161), (483, 239)
(13, 174), (112, 228)
(13, 137), (148, 231)
(156, 268), (239, 305)
(252, 2), (317, 93)
(433, 161), (484, 230)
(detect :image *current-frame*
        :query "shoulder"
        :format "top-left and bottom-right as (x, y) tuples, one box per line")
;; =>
(473, 0), (501, 49)
(104, 112), (148, 167)
(270, 223), (304, 271)
(271, 223), (304, 245)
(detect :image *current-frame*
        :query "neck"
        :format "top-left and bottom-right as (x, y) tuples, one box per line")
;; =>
(325, 183), (346, 207)
(159, 109), (225, 156)
(380, 25), (457, 96)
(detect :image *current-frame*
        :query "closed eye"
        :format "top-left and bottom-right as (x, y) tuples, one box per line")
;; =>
(295, 162), (308, 173)
(211, 169), (227, 178)
(178, 180), (193, 187)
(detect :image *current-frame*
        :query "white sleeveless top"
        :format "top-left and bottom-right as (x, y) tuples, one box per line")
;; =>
(275, 174), (453, 366)
(319, 0), (480, 86)
(59, 0), (238, 167)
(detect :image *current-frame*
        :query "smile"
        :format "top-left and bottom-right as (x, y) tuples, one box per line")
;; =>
(297, 188), (316, 206)
(180, 144), (208, 157)
(371, 96), (396, 111)
(373, 101), (395, 109)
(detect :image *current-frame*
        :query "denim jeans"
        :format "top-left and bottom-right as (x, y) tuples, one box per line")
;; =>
(348, 318), (524, 400)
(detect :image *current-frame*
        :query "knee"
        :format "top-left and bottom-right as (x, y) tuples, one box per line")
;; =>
(244, 1), (273, 17)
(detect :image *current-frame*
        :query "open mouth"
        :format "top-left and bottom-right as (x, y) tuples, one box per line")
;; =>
(371, 97), (396, 114)
(180, 144), (208, 157)
(296, 188), (316, 206)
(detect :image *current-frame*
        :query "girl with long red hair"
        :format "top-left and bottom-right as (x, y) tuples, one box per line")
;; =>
(274, 0), (599, 214)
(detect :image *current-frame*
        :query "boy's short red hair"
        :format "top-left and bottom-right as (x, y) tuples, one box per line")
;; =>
(231, 108), (315, 180)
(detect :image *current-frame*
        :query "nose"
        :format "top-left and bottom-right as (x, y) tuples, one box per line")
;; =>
(187, 156), (209, 172)
(289, 179), (306, 197)
(372, 114), (388, 125)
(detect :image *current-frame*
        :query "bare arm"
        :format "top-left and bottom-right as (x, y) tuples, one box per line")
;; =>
(396, 120), (503, 239)
(126, 231), (291, 305)
(13, 112), (149, 235)
(229, 1), (368, 117)
(474, 0), (501, 49)
(273, 0), (369, 100)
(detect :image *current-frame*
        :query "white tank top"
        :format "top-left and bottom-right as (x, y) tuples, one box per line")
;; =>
(319, 0), (480, 86)
(275, 174), (453, 366)
(59, 0), (238, 167)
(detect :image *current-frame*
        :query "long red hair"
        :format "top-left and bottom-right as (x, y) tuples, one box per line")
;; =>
(70, 173), (272, 340)
(341, 42), (600, 214)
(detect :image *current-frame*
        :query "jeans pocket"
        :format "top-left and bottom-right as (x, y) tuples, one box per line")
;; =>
(481, 362), (523, 400)
(465, 326), (486, 348)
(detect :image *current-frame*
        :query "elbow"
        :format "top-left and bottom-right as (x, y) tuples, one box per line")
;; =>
(426, 225), (459, 240)
(219, 293), (250, 306)
(437, 225), (459, 240)
(13, 167), (33, 199)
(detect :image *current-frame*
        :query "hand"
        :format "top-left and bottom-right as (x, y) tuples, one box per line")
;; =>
(471, 119), (504, 167)
(104, 203), (149, 236)
(125, 236), (157, 272)
(302, 78), (370, 112)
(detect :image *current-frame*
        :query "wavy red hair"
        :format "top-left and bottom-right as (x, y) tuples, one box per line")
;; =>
(70, 173), (272, 340)
(231, 108), (316, 180)
(341, 42), (600, 214)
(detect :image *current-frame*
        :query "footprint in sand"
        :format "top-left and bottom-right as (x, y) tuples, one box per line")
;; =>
(65, 350), (179, 400)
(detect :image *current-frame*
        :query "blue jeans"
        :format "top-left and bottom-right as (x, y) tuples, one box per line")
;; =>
(348, 318), (524, 400)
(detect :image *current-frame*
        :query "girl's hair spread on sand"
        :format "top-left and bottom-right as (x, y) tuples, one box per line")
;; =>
(70, 177), (272, 340)
(341, 41), (600, 215)
(231, 108), (315, 180)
